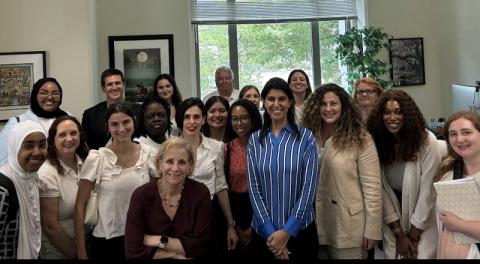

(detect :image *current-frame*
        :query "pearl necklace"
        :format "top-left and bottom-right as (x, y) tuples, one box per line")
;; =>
(158, 179), (185, 208)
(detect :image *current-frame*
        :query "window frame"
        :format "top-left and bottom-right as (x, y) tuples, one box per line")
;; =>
(197, 21), (355, 97)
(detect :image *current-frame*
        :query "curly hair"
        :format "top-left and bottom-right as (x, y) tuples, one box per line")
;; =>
(367, 89), (427, 164)
(433, 111), (480, 182)
(47, 116), (89, 175)
(302, 83), (366, 150)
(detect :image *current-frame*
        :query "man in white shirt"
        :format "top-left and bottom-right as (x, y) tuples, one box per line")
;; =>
(202, 66), (239, 105)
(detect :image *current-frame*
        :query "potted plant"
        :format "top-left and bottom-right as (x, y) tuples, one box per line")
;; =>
(334, 26), (392, 92)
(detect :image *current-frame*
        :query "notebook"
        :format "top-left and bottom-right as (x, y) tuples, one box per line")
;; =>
(434, 177), (480, 244)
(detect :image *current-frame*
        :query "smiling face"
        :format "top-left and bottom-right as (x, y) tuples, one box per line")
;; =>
(383, 100), (404, 135)
(207, 102), (228, 130)
(156, 79), (174, 102)
(159, 146), (192, 186)
(18, 132), (47, 172)
(355, 83), (379, 107)
(215, 70), (234, 96)
(54, 120), (80, 158)
(448, 118), (480, 161)
(143, 102), (168, 138)
(320, 91), (342, 126)
(231, 105), (252, 138)
(107, 112), (135, 142)
(242, 88), (260, 109)
(182, 106), (205, 137)
(289, 72), (308, 95)
(36, 81), (61, 112)
(103, 75), (124, 103)
(264, 88), (291, 124)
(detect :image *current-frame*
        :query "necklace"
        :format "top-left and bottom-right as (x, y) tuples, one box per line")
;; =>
(158, 179), (185, 208)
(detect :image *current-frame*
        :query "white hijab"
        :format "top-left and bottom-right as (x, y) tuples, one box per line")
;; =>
(0, 120), (45, 259)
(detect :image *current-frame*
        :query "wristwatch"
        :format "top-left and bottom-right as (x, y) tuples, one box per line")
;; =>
(158, 236), (169, 249)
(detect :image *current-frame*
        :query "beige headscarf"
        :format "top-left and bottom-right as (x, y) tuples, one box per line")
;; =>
(0, 120), (45, 259)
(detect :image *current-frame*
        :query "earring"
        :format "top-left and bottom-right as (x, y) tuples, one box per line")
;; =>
(159, 171), (163, 178)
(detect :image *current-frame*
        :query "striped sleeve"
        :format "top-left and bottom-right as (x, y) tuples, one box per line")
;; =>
(283, 129), (319, 236)
(247, 133), (276, 239)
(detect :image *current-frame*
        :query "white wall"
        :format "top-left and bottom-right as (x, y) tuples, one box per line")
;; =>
(0, 0), (96, 120)
(366, 0), (480, 120)
(436, 0), (480, 116)
(95, 0), (196, 102)
(2, 0), (478, 129)
(366, 0), (442, 120)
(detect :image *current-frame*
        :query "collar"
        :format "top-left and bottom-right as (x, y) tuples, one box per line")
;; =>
(58, 154), (83, 176)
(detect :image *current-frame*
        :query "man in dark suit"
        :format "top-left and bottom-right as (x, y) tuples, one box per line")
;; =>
(81, 68), (141, 149)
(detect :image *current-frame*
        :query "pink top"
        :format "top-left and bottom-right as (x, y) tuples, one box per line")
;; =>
(437, 227), (470, 259)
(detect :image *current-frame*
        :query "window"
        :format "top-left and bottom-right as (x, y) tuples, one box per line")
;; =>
(197, 25), (229, 96)
(192, 0), (357, 98)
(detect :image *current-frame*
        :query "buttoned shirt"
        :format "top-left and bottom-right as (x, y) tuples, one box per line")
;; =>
(247, 125), (319, 239)
(190, 134), (228, 200)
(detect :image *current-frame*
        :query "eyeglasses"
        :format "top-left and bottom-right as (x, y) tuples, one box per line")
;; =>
(38, 91), (60, 98)
(231, 116), (250, 124)
(356, 89), (376, 96)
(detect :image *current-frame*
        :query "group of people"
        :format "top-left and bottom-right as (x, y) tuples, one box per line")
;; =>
(0, 65), (479, 261)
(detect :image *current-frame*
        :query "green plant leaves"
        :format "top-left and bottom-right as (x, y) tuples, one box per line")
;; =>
(335, 26), (393, 91)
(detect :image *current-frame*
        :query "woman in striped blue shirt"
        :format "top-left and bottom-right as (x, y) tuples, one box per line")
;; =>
(247, 77), (319, 262)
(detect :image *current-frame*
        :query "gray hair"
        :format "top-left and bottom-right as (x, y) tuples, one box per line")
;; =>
(215, 66), (234, 81)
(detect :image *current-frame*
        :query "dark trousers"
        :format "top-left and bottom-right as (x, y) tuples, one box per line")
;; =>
(90, 235), (126, 260)
(250, 223), (319, 263)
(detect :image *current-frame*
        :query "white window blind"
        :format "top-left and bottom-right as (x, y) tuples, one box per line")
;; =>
(191, 0), (357, 25)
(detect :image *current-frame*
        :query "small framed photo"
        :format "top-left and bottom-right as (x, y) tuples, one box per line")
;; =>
(108, 34), (174, 103)
(0, 51), (46, 121)
(389, 38), (425, 87)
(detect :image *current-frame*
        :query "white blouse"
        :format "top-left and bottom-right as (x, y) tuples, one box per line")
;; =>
(190, 134), (228, 200)
(79, 142), (158, 239)
(38, 155), (83, 258)
(135, 136), (160, 154)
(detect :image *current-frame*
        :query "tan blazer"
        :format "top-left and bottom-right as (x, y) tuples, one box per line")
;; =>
(316, 133), (382, 248)
(382, 131), (447, 259)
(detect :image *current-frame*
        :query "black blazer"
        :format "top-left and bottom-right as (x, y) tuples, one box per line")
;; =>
(82, 101), (141, 150)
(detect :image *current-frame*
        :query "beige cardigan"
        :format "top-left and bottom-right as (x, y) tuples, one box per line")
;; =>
(381, 131), (446, 259)
(316, 133), (382, 248)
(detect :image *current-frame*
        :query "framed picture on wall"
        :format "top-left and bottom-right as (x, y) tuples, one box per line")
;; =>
(0, 51), (46, 121)
(389, 38), (425, 87)
(108, 34), (174, 103)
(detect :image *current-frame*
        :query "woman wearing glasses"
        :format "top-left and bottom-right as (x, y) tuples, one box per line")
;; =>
(353, 78), (384, 124)
(224, 99), (262, 257)
(0, 77), (69, 166)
